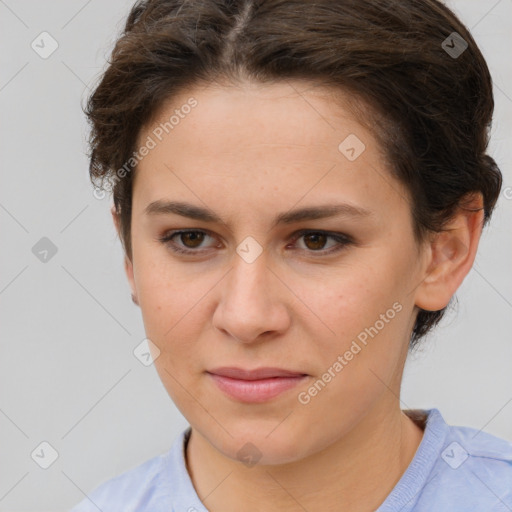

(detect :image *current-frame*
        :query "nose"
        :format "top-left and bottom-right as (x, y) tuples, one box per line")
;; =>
(211, 253), (291, 344)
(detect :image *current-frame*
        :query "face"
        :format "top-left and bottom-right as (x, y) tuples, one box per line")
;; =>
(123, 80), (429, 465)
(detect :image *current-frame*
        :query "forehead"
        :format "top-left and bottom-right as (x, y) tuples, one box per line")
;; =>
(137, 80), (367, 158)
(131, 80), (410, 223)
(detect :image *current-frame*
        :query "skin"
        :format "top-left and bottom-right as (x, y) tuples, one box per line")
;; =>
(113, 79), (484, 512)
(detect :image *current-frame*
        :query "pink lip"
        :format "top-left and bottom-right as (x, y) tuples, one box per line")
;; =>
(207, 367), (308, 403)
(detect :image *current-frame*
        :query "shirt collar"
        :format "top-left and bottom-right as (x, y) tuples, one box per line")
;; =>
(163, 409), (448, 512)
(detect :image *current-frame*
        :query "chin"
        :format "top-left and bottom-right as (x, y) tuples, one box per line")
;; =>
(209, 421), (310, 467)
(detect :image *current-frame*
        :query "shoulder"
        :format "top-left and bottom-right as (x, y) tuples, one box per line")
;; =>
(68, 427), (203, 512)
(440, 418), (512, 481)
(450, 420), (512, 461)
(417, 411), (512, 509)
(68, 451), (170, 512)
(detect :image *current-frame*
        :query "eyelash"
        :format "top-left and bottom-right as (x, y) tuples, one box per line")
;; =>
(157, 229), (353, 256)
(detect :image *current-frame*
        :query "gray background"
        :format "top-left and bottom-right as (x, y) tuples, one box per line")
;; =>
(0, 0), (511, 510)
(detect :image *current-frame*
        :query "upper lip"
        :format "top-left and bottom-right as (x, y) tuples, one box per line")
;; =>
(207, 367), (307, 380)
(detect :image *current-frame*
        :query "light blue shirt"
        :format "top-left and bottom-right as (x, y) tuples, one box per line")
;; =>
(69, 408), (512, 511)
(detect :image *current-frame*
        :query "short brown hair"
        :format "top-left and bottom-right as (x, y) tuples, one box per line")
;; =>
(84, 0), (502, 348)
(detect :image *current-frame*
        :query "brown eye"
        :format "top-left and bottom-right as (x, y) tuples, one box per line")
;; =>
(159, 229), (352, 257)
(158, 230), (217, 254)
(179, 231), (205, 248)
(290, 230), (354, 255)
(303, 233), (328, 250)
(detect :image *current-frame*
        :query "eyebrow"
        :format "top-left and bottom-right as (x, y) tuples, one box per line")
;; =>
(144, 200), (373, 228)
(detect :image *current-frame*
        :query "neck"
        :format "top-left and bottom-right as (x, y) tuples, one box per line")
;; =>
(185, 403), (425, 512)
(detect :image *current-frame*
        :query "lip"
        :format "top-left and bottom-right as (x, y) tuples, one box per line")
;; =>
(207, 367), (308, 403)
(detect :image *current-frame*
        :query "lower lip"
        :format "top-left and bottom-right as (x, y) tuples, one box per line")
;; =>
(207, 373), (308, 403)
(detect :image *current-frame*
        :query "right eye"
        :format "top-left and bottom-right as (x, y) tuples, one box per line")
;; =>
(158, 229), (220, 254)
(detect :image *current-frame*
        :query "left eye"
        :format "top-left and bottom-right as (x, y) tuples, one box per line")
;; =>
(158, 229), (353, 255)
(287, 229), (353, 255)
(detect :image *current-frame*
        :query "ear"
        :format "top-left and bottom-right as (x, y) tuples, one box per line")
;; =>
(414, 192), (485, 312)
(111, 206), (139, 306)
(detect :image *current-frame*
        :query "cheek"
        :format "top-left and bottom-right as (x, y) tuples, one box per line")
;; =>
(296, 260), (403, 337)
(133, 256), (200, 368)
(293, 256), (412, 389)
(134, 243), (194, 320)
(292, 278), (408, 430)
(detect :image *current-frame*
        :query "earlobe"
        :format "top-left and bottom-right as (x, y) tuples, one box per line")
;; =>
(111, 205), (120, 236)
(124, 255), (139, 306)
(112, 205), (140, 307)
(414, 193), (485, 312)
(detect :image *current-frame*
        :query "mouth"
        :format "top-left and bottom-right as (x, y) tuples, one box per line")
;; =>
(206, 367), (309, 403)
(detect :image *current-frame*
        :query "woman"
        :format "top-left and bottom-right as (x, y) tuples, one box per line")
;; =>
(71, 0), (511, 510)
